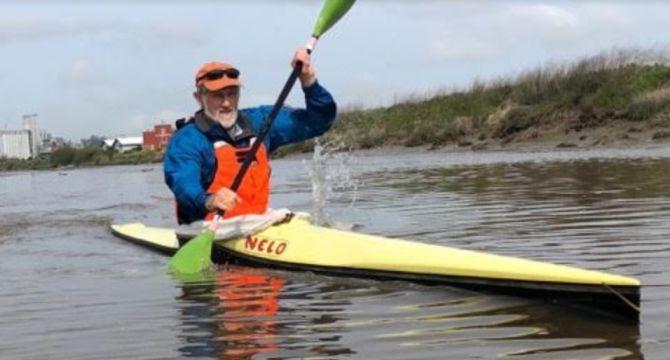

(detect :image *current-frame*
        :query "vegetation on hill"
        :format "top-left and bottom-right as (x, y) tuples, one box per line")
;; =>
(0, 147), (163, 172)
(277, 49), (670, 156)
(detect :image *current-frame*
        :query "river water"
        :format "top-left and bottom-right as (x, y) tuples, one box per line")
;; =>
(0, 146), (668, 359)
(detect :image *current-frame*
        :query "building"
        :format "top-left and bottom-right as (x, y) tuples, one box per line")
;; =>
(102, 138), (115, 150)
(143, 124), (174, 151)
(22, 114), (39, 158)
(0, 130), (32, 159)
(0, 114), (54, 159)
(101, 137), (143, 152)
(111, 137), (143, 152)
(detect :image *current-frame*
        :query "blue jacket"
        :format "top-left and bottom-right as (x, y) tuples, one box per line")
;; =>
(164, 81), (337, 224)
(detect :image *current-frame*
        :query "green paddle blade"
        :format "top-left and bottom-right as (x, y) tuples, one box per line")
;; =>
(168, 229), (215, 274)
(313, 0), (356, 38)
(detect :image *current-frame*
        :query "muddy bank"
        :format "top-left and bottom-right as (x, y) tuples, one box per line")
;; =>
(443, 112), (670, 152)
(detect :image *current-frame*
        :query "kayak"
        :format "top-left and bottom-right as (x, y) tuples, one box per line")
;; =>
(110, 216), (640, 320)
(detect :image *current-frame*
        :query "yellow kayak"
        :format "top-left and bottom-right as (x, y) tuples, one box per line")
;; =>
(110, 216), (640, 319)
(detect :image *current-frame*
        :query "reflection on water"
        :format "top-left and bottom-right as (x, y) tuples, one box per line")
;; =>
(173, 265), (643, 359)
(1, 149), (668, 359)
(176, 267), (285, 359)
(176, 266), (355, 359)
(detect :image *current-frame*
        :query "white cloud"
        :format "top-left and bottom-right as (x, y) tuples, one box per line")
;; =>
(509, 5), (580, 31)
(380, 3), (507, 19)
(382, 3), (582, 66)
(415, 3), (638, 66)
(579, 3), (632, 29)
(0, 12), (208, 52)
(150, 22), (208, 45)
(467, 4), (583, 49)
(61, 59), (97, 84)
(0, 16), (117, 44)
(427, 31), (501, 63)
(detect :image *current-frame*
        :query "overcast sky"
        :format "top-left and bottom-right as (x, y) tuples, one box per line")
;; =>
(1, 1), (668, 141)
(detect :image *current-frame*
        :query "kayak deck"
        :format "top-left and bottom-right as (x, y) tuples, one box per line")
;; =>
(110, 217), (640, 320)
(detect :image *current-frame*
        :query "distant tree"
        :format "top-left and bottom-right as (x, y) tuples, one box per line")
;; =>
(80, 135), (106, 148)
(50, 145), (76, 167)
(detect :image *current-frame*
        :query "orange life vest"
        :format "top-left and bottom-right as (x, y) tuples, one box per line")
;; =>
(205, 138), (271, 220)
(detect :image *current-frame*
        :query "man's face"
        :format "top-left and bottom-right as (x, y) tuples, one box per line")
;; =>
(198, 86), (240, 128)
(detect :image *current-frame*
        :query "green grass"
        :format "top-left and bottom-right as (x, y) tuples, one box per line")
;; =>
(303, 49), (670, 151)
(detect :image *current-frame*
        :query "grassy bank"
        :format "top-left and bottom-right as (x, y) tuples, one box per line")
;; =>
(278, 49), (670, 156)
(0, 147), (163, 172)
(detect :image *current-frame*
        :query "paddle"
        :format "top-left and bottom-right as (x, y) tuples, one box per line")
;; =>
(169, 0), (356, 275)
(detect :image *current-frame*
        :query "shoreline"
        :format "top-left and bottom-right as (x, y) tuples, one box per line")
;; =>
(281, 138), (670, 163)
(2, 122), (669, 173)
(282, 118), (670, 160)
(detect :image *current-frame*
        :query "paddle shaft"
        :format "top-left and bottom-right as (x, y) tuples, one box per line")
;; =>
(219, 0), (356, 210)
(217, 51), (311, 218)
(169, 0), (355, 274)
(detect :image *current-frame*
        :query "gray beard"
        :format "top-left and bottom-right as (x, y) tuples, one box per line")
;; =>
(205, 108), (237, 129)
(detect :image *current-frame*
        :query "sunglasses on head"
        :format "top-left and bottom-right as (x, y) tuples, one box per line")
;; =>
(197, 68), (240, 82)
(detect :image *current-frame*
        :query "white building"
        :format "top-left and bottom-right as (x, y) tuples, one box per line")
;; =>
(107, 137), (143, 152)
(0, 130), (32, 159)
(22, 114), (39, 158)
(102, 138), (115, 150)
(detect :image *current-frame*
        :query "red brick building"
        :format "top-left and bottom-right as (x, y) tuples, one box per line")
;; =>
(143, 124), (173, 151)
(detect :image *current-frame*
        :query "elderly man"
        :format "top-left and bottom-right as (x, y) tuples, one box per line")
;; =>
(164, 49), (336, 224)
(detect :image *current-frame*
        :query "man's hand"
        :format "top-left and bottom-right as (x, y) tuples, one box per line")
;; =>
(292, 47), (316, 88)
(205, 187), (240, 213)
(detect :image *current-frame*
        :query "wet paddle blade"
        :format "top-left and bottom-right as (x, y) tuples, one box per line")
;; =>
(312, 0), (356, 38)
(168, 229), (215, 274)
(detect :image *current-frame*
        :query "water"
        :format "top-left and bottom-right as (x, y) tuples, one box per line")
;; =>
(1, 146), (669, 359)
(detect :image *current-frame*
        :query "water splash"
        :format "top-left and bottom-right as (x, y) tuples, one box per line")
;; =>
(303, 138), (358, 226)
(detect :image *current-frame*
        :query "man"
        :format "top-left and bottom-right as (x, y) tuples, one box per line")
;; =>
(164, 48), (336, 225)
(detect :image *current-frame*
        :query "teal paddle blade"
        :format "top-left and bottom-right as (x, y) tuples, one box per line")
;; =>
(168, 229), (215, 274)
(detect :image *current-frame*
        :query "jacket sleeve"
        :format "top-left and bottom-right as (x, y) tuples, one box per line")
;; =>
(258, 80), (337, 153)
(163, 129), (209, 214)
